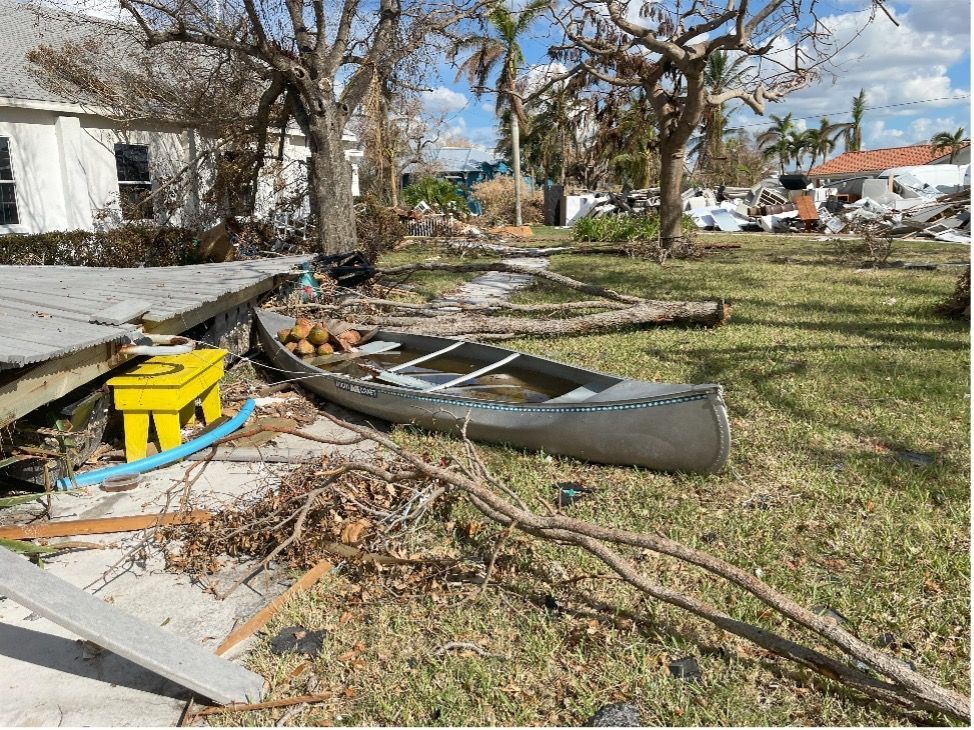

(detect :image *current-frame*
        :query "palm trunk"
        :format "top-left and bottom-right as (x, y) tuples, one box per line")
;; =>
(511, 113), (522, 226)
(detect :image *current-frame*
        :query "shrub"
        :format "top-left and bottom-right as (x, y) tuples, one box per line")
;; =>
(571, 213), (695, 242)
(470, 176), (543, 226)
(401, 177), (468, 214)
(937, 265), (970, 319)
(355, 194), (407, 261)
(0, 225), (201, 267)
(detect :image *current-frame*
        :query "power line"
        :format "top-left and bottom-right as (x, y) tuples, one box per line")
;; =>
(726, 94), (971, 132)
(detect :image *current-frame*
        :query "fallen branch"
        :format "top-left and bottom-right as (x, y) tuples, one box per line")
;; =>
(262, 416), (969, 722)
(350, 299), (730, 339)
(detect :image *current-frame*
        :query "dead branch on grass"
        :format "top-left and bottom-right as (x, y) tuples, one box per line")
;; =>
(347, 299), (730, 338)
(378, 260), (643, 304)
(199, 417), (969, 722)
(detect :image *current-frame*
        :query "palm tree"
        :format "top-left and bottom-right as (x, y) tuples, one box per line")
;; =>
(803, 117), (851, 172)
(519, 84), (579, 186)
(930, 128), (967, 163)
(450, 0), (550, 225)
(592, 92), (659, 189)
(696, 51), (749, 172)
(844, 89), (866, 152)
(757, 113), (795, 173)
(784, 129), (809, 171)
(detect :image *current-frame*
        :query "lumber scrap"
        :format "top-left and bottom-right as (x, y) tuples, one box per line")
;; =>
(0, 510), (212, 540)
(216, 559), (334, 656)
(0, 547), (266, 704)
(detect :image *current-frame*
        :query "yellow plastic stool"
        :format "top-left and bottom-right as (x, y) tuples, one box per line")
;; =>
(108, 349), (227, 462)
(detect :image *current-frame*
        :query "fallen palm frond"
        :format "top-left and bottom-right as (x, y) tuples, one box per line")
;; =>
(162, 416), (969, 723)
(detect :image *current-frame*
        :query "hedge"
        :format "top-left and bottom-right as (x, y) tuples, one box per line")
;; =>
(0, 225), (202, 267)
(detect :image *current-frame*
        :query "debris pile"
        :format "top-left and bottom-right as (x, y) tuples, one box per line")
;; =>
(562, 168), (970, 241)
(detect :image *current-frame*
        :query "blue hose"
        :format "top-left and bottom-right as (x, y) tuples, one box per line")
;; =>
(56, 399), (257, 491)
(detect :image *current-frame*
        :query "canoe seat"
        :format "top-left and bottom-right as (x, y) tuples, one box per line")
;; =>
(546, 382), (603, 404)
(357, 341), (400, 355)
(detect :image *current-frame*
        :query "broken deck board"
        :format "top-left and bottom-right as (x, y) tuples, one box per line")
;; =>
(0, 256), (311, 426)
(0, 547), (267, 705)
(0, 256), (311, 369)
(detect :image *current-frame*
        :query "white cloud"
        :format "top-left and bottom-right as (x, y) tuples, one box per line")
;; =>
(730, 2), (970, 148)
(421, 86), (469, 116)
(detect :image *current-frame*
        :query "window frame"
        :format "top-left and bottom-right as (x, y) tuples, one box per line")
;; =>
(0, 136), (23, 230)
(114, 142), (154, 221)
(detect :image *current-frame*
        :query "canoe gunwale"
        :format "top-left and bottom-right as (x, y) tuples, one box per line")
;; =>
(254, 309), (720, 412)
(254, 308), (732, 473)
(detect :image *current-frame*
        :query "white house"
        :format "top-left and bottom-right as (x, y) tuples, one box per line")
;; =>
(0, 0), (361, 236)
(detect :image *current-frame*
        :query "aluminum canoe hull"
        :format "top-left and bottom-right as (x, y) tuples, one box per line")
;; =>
(255, 310), (730, 473)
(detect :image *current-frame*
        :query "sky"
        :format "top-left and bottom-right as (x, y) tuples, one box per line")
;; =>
(421, 0), (972, 153)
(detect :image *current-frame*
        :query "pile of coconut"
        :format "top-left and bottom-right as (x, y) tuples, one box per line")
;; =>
(276, 317), (367, 359)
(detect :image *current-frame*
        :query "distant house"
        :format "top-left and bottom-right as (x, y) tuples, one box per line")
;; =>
(0, 1), (361, 236)
(809, 142), (971, 182)
(400, 147), (509, 190)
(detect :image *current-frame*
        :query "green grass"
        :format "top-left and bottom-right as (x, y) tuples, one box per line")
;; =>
(234, 235), (969, 726)
(375, 242), (488, 299)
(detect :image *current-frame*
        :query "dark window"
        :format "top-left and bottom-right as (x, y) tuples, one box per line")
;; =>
(114, 143), (153, 220)
(0, 137), (20, 225)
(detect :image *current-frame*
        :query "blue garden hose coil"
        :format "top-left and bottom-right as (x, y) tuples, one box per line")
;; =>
(55, 399), (256, 491)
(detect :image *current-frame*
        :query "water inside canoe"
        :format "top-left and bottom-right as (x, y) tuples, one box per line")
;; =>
(320, 349), (578, 403)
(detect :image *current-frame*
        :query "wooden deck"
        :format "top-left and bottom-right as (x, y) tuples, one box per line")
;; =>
(0, 256), (310, 426)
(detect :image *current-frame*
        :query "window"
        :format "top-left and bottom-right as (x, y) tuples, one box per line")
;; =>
(0, 137), (20, 226)
(114, 143), (153, 220)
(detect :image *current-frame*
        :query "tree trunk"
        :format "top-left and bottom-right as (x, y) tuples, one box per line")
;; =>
(306, 112), (358, 254)
(659, 141), (686, 248)
(354, 299), (730, 338)
(511, 113), (523, 226)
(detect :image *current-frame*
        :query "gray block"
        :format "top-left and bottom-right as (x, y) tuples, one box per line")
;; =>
(0, 548), (266, 705)
(89, 300), (153, 325)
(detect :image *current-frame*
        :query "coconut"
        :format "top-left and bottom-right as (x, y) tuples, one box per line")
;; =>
(289, 318), (313, 342)
(295, 339), (316, 357)
(277, 328), (292, 344)
(307, 324), (330, 346)
(338, 329), (362, 346)
(316, 343), (334, 356)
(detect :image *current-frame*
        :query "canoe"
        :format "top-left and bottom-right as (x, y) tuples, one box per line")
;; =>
(254, 309), (731, 473)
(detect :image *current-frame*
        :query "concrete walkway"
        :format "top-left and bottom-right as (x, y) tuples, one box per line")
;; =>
(429, 256), (549, 310)
(0, 396), (370, 726)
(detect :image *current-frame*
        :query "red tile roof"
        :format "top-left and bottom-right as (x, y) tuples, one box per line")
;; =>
(809, 143), (970, 176)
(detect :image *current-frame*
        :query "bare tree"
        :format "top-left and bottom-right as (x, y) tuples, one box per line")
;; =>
(545, 0), (891, 248)
(36, 0), (479, 252)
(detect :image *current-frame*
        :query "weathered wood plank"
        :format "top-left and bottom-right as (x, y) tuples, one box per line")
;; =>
(0, 547), (266, 704)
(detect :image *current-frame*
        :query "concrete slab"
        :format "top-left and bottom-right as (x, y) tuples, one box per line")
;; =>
(430, 257), (550, 311)
(0, 408), (366, 726)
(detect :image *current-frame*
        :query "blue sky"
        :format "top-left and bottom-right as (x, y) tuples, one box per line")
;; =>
(422, 0), (971, 153)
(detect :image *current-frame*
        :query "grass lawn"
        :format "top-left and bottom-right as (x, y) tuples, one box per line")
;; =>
(233, 233), (969, 726)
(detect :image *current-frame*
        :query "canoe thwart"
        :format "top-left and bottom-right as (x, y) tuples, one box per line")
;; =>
(425, 353), (521, 392)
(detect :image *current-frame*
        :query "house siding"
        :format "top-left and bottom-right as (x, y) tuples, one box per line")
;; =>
(0, 103), (339, 235)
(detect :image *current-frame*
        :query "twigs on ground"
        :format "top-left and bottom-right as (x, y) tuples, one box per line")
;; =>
(272, 414), (969, 722)
(161, 418), (968, 721)
(191, 692), (334, 717)
(434, 641), (502, 658)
